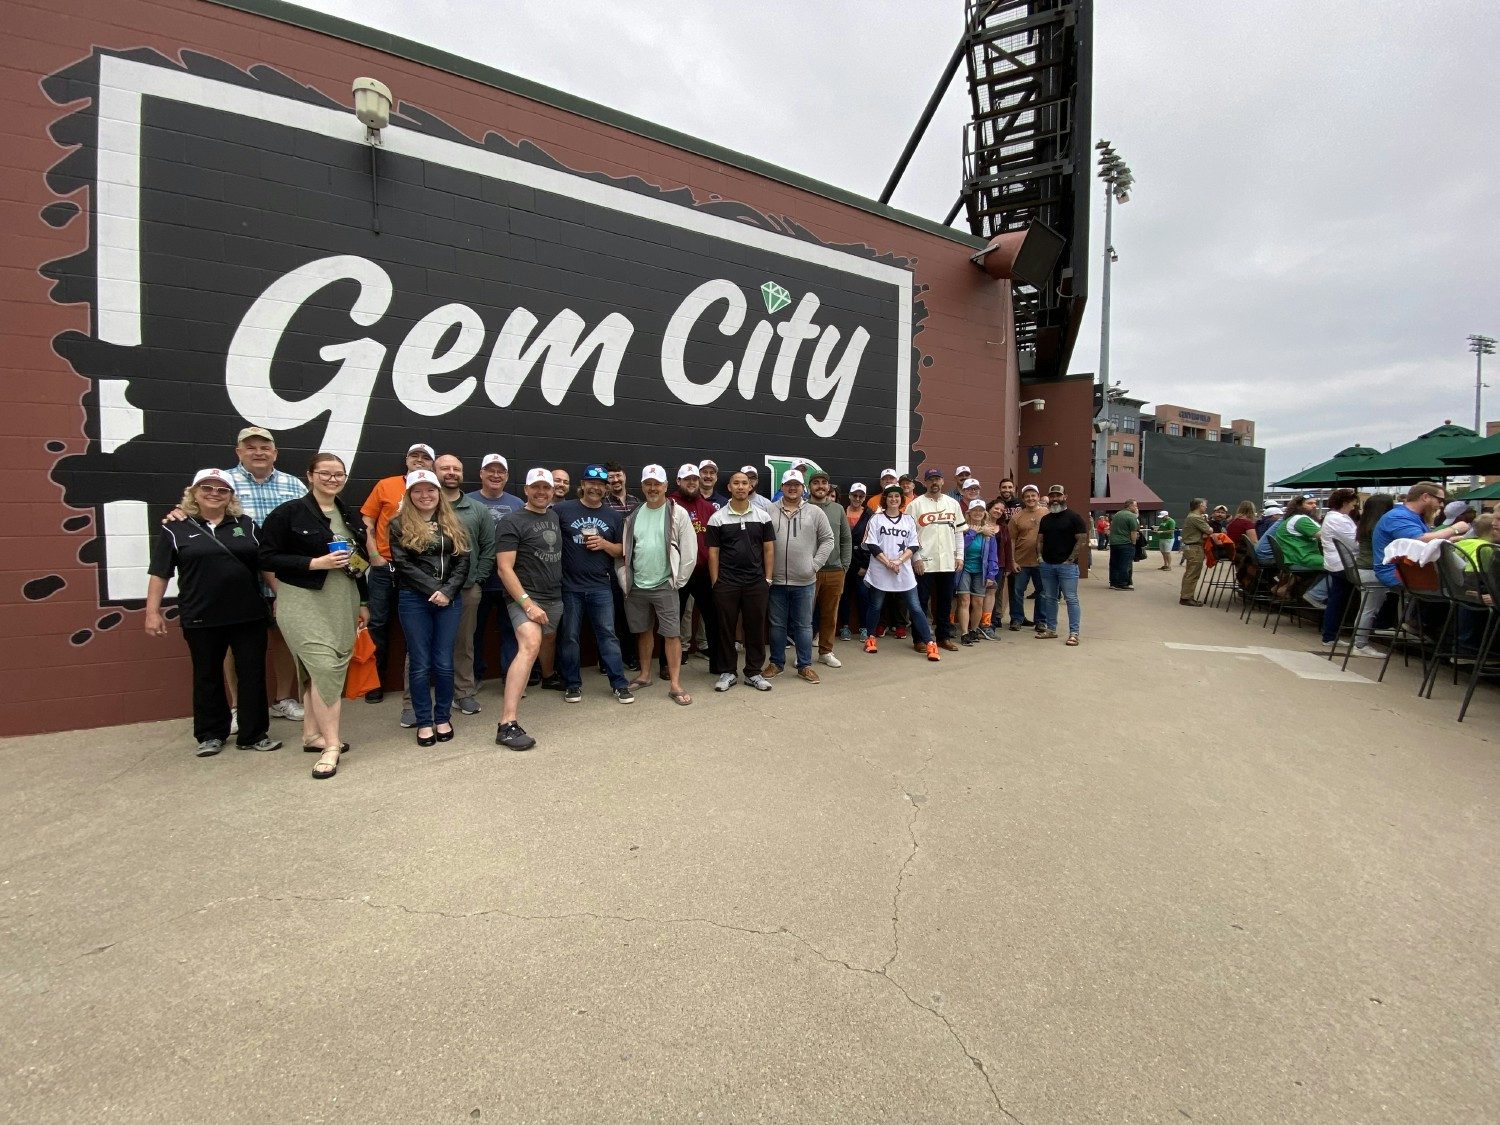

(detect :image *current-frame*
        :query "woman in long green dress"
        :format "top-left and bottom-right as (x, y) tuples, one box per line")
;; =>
(259, 453), (370, 779)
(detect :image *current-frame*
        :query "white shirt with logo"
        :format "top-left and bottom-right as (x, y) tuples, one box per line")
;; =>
(863, 512), (920, 593)
(906, 494), (965, 572)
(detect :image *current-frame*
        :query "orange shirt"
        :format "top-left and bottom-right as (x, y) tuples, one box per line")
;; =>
(360, 475), (408, 558)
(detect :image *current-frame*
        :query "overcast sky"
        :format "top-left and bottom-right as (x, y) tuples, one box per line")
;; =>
(296, 0), (1500, 484)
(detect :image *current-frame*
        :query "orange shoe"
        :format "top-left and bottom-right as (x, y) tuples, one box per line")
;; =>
(926, 641), (941, 662)
(864, 637), (878, 654)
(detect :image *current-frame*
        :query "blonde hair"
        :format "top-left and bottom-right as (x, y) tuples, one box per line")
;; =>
(394, 490), (469, 554)
(179, 484), (243, 520)
(1473, 512), (1495, 540)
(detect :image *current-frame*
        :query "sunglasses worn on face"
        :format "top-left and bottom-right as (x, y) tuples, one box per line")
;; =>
(197, 485), (232, 495)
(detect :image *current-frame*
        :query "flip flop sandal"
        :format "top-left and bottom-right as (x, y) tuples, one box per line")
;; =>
(311, 750), (342, 780)
(668, 690), (693, 706)
(627, 678), (653, 691)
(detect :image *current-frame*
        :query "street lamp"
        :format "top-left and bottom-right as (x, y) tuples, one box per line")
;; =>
(1469, 334), (1496, 433)
(1094, 140), (1134, 497)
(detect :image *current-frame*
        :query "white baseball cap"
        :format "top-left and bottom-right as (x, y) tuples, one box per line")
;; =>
(849, 482), (867, 494)
(676, 462), (700, 479)
(967, 498), (987, 511)
(698, 458), (717, 470)
(880, 467), (898, 479)
(957, 464), (972, 476)
(405, 469), (440, 490)
(1021, 483), (1040, 494)
(962, 477), (980, 490)
(641, 464), (668, 484)
(525, 467), (553, 487)
(407, 443), (435, 459)
(481, 453), (508, 470)
(781, 469), (805, 486)
(191, 468), (235, 491)
(1158, 509), (1170, 516)
(740, 465), (759, 476)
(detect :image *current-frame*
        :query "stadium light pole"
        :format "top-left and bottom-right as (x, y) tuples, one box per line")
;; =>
(1470, 334), (1496, 433)
(1094, 141), (1134, 498)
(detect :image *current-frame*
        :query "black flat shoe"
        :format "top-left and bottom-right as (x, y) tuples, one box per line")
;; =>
(364, 688), (385, 704)
(417, 729), (437, 747)
(434, 725), (454, 742)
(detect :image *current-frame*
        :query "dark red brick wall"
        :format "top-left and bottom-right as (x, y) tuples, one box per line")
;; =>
(0, 0), (1030, 735)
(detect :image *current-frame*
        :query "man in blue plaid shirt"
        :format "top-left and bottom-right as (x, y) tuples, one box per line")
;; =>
(226, 427), (308, 721)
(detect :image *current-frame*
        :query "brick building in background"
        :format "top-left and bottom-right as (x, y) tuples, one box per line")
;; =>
(1147, 404), (1256, 448)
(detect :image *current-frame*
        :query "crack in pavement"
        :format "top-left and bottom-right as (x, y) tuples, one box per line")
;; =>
(30, 754), (1022, 1123)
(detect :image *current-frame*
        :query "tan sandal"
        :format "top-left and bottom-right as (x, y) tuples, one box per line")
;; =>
(1065, 634), (1080, 646)
(311, 746), (344, 779)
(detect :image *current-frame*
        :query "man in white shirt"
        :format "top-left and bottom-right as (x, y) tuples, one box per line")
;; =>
(905, 468), (966, 651)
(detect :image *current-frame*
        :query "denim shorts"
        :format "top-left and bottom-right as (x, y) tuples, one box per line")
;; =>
(956, 570), (987, 596)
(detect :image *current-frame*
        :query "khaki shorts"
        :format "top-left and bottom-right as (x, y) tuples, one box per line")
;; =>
(507, 597), (561, 636)
(624, 584), (681, 638)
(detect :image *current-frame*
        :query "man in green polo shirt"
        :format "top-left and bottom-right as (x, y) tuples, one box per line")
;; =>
(1155, 509), (1176, 570)
(1107, 500), (1141, 590)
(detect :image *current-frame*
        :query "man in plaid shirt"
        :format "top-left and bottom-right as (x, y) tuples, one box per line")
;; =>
(226, 427), (308, 720)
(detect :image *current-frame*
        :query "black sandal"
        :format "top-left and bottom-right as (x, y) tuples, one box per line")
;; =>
(311, 747), (344, 779)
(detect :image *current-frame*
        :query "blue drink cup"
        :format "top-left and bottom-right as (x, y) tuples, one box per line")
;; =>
(328, 539), (350, 554)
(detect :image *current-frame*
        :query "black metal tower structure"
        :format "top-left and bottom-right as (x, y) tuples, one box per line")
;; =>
(960, 0), (1092, 380)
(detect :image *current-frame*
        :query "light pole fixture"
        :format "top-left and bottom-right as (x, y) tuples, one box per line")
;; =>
(352, 77), (393, 235)
(1093, 140), (1134, 497)
(1469, 334), (1496, 433)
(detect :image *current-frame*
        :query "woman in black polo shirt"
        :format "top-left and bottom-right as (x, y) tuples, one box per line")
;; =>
(260, 453), (370, 780)
(145, 468), (281, 757)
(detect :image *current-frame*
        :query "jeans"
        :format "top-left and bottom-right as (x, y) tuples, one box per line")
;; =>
(1320, 572), (1353, 642)
(183, 620), (269, 744)
(1009, 566), (1042, 624)
(917, 570), (958, 641)
(839, 567), (871, 635)
(473, 587), (519, 682)
(768, 582), (816, 670)
(365, 563), (398, 679)
(398, 588), (462, 727)
(864, 585), (933, 644)
(559, 585), (629, 692)
(1038, 562), (1081, 635)
(1108, 543), (1135, 588)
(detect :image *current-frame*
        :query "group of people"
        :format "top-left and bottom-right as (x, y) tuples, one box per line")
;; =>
(1168, 484), (1485, 656)
(146, 432), (1094, 778)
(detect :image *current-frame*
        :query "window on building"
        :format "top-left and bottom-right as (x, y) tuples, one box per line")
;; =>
(1120, 416), (1137, 433)
(1123, 442), (1135, 456)
(1168, 424), (1180, 436)
(1207, 430), (1218, 442)
(1109, 441), (1119, 455)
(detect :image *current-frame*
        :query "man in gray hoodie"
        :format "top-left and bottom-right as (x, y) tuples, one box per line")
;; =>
(807, 469), (853, 668)
(765, 469), (835, 683)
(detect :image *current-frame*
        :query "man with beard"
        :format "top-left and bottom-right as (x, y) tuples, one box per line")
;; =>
(906, 468), (965, 651)
(668, 463), (720, 674)
(551, 469), (571, 505)
(431, 454), (495, 718)
(997, 477), (1021, 511)
(619, 465), (699, 705)
(469, 453), (524, 692)
(698, 459), (728, 511)
(553, 465), (634, 705)
(807, 469), (853, 668)
(1008, 484), (1044, 632)
(1036, 484), (1088, 645)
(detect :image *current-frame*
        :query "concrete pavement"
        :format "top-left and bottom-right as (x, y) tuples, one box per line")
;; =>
(3, 565), (1498, 1123)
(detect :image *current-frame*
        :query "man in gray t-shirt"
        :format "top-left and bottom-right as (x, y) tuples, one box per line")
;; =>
(492, 468), (564, 751)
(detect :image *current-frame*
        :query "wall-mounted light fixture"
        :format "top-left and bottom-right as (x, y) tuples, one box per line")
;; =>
(1018, 398), (1046, 412)
(351, 77), (392, 234)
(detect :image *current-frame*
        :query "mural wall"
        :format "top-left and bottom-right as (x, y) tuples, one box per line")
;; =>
(2, 0), (1019, 735)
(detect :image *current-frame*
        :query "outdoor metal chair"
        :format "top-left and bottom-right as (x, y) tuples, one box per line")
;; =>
(1199, 534), (1239, 608)
(1329, 538), (1387, 671)
(1382, 557), (1444, 689)
(1424, 540), (1496, 715)
(1455, 544), (1500, 722)
(1266, 537), (1322, 636)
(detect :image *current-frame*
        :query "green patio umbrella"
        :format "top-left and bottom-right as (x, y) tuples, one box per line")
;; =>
(1274, 444), (1381, 488)
(1438, 430), (1500, 476)
(1334, 423), (1482, 483)
(1454, 479), (1500, 502)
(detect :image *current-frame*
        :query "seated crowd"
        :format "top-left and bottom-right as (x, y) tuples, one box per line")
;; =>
(146, 431), (1093, 778)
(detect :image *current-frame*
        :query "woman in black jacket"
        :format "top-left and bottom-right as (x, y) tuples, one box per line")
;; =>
(838, 483), (874, 641)
(144, 468), (279, 756)
(388, 469), (470, 746)
(259, 452), (369, 779)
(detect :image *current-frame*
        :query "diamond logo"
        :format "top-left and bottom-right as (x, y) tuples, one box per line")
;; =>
(761, 281), (791, 314)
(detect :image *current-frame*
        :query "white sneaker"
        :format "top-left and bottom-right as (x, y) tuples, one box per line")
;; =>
(746, 674), (773, 692)
(1350, 645), (1384, 657)
(269, 697), (305, 721)
(818, 652), (842, 668)
(228, 708), (238, 736)
(714, 673), (736, 692)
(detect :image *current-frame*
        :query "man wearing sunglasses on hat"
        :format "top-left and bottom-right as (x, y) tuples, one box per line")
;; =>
(553, 465), (635, 705)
